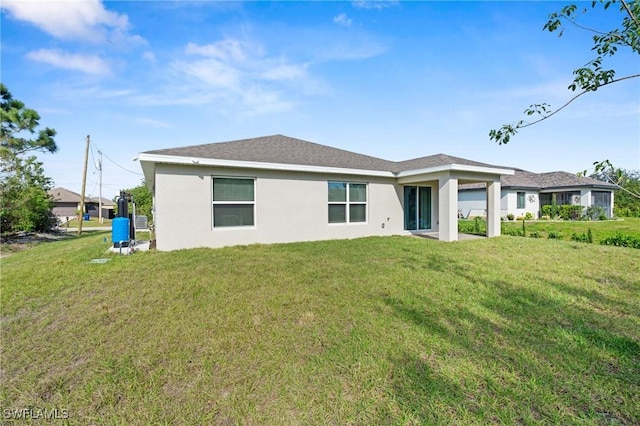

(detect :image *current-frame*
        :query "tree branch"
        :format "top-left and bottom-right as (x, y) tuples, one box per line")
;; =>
(518, 73), (640, 129)
(620, 0), (640, 28)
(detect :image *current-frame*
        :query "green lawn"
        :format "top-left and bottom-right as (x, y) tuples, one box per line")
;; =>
(1, 233), (639, 424)
(63, 217), (113, 228)
(502, 217), (640, 242)
(459, 217), (640, 243)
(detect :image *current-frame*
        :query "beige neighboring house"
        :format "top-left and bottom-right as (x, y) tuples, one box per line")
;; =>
(139, 135), (514, 251)
(48, 187), (115, 220)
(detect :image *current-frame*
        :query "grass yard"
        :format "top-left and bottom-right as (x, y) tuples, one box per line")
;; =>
(1, 233), (639, 424)
(502, 217), (640, 242)
(63, 218), (113, 228)
(459, 217), (640, 244)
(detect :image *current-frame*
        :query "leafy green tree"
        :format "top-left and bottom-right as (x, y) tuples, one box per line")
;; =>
(1, 84), (57, 158)
(0, 157), (57, 232)
(490, 0), (640, 145)
(1, 83), (58, 233)
(589, 162), (640, 216)
(117, 181), (153, 222)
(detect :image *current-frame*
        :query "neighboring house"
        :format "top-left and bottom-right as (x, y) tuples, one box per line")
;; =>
(48, 187), (116, 220)
(458, 169), (616, 219)
(138, 135), (514, 251)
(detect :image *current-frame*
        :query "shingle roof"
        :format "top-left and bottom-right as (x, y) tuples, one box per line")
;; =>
(144, 134), (395, 172)
(48, 187), (115, 205)
(535, 171), (615, 189)
(49, 187), (82, 203)
(143, 134), (507, 173)
(394, 153), (505, 173)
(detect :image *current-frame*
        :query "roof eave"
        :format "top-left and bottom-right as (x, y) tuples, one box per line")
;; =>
(396, 163), (515, 178)
(137, 153), (395, 178)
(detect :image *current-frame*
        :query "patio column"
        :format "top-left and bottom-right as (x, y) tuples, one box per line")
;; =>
(486, 180), (501, 237)
(438, 175), (458, 242)
(610, 191), (615, 218)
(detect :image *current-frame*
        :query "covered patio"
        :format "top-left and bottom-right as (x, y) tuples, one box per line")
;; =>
(396, 164), (514, 242)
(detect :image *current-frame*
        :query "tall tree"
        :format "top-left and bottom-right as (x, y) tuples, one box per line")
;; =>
(489, 0), (640, 145)
(1, 83), (58, 233)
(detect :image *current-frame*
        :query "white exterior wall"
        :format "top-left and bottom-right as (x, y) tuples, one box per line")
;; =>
(458, 189), (509, 219)
(457, 190), (486, 218)
(154, 164), (406, 251)
(460, 189), (541, 219)
(505, 190), (540, 219)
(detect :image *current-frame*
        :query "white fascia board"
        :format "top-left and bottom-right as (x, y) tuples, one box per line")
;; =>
(137, 153), (395, 178)
(396, 164), (515, 178)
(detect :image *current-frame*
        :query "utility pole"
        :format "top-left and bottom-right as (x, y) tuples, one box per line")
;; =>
(98, 150), (103, 224)
(78, 135), (90, 236)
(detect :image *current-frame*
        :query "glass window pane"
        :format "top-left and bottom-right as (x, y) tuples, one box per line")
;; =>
(213, 205), (254, 227)
(349, 184), (366, 202)
(328, 182), (346, 202)
(349, 204), (366, 222)
(418, 186), (431, 229)
(328, 204), (346, 223)
(404, 186), (417, 230)
(213, 178), (254, 201)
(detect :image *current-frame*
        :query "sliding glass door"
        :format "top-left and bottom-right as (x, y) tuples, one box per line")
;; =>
(404, 186), (431, 231)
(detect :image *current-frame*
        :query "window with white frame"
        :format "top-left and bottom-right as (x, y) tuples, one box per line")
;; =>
(212, 177), (255, 227)
(328, 181), (367, 223)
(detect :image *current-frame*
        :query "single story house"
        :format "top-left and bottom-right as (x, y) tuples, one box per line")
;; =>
(458, 169), (616, 219)
(138, 135), (514, 251)
(48, 187), (116, 220)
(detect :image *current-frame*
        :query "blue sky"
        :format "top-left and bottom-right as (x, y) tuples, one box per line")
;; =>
(2, 0), (639, 199)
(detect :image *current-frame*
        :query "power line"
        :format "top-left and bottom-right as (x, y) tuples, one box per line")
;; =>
(89, 142), (99, 171)
(89, 141), (143, 176)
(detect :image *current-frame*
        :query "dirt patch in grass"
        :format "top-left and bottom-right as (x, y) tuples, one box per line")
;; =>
(0, 232), (75, 257)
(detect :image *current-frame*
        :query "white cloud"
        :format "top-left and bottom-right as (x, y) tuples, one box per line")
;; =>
(142, 51), (156, 62)
(138, 38), (317, 116)
(172, 59), (240, 88)
(1, 0), (143, 44)
(260, 63), (308, 81)
(352, 1), (398, 10)
(26, 49), (111, 75)
(185, 39), (247, 62)
(333, 13), (353, 27)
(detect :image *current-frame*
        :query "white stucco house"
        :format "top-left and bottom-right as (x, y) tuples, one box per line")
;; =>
(458, 169), (616, 220)
(138, 135), (514, 251)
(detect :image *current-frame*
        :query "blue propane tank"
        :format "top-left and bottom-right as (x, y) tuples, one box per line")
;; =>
(112, 217), (130, 247)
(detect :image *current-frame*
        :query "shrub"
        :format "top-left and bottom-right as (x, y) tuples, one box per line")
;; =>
(547, 231), (562, 239)
(524, 212), (534, 220)
(474, 217), (482, 234)
(529, 231), (541, 238)
(557, 205), (583, 220)
(503, 228), (523, 237)
(458, 221), (474, 233)
(585, 206), (605, 221)
(570, 232), (591, 243)
(541, 204), (558, 219)
(506, 213), (514, 221)
(587, 228), (593, 244)
(601, 232), (640, 249)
